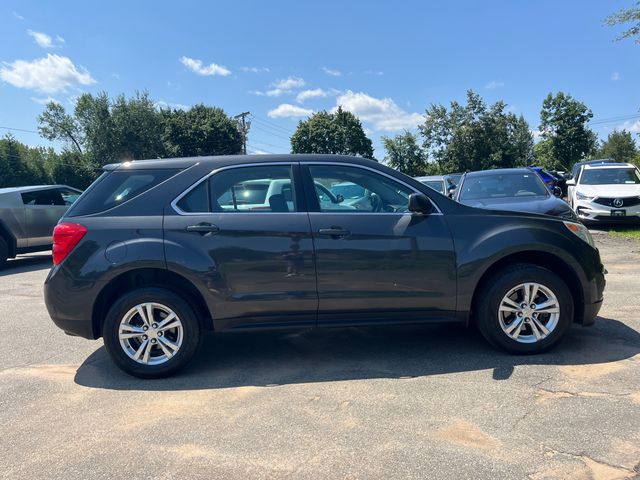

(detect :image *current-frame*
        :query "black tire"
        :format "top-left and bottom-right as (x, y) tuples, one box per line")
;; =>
(102, 287), (202, 378)
(475, 264), (574, 354)
(0, 236), (8, 269)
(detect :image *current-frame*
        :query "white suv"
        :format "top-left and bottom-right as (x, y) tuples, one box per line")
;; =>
(567, 163), (640, 223)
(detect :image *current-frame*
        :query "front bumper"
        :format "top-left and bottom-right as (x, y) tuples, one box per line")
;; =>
(574, 198), (640, 223)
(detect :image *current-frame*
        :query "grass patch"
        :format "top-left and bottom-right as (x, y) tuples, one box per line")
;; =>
(609, 227), (640, 241)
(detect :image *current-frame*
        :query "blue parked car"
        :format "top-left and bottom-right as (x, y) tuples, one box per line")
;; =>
(528, 166), (562, 195)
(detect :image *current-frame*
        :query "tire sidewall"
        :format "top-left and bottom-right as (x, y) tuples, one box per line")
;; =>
(102, 287), (201, 378)
(0, 236), (8, 268)
(477, 265), (574, 354)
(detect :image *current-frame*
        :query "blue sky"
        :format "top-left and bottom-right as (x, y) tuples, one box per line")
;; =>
(1, 0), (639, 159)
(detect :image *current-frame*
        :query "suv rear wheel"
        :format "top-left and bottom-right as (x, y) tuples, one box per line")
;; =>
(103, 287), (201, 378)
(476, 264), (573, 354)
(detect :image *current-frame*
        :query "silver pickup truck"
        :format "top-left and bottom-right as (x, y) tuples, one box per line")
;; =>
(0, 185), (82, 267)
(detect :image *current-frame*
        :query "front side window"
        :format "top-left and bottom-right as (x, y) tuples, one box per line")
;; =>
(176, 164), (297, 213)
(308, 165), (413, 213)
(580, 168), (640, 185)
(57, 188), (81, 206)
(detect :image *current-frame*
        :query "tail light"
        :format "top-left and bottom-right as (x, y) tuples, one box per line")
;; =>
(52, 223), (87, 265)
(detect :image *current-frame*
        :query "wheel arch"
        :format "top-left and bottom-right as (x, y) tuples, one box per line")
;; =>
(469, 250), (585, 326)
(91, 268), (212, 338)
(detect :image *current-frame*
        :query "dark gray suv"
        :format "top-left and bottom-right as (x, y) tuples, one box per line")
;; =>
(44, 155), (606, 378)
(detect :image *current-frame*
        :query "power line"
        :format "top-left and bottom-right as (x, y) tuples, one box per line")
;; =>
(250, 115), (294, 135)
(250, 123), (291, 141)
(0, 125), (40, 134)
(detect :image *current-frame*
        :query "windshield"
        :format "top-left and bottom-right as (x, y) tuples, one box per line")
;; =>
(580, 168), (640, 185)
(421, 180), (445, 194)
(330, 183), (365, 199)
(459, 172), (549, 201)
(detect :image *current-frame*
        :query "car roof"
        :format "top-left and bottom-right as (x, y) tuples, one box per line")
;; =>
(0, 185), (77, 195)
(463, 168), (535, 178)
(583, 163), (636, 170)
(415, 175), (444, 181)
(103, 154), (381, 171)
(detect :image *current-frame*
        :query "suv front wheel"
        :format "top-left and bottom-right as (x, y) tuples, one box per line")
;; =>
(103, 287), (201, 378)
(476, 264), (574, 354)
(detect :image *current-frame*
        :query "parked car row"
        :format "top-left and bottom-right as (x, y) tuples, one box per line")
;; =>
(418, 161), (640, 225)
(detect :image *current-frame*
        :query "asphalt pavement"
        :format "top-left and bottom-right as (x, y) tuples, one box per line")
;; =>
(1, 234), (639, 479)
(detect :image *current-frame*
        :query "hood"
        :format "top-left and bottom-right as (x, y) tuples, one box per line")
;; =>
(461, 195), (574, 218)
(575, 184), (640, 198)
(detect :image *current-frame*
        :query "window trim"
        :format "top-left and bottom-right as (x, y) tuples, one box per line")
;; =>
(302, 161), (442, 215)
(171, 162), (299, 215)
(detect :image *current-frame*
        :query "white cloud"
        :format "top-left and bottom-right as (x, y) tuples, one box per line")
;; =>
(322, 67), (341, 77)
(13, 11), (24, 20)
(179, 56), (231, 76)
(254, 76), (306, 97)
(0, 54), (96, 93)
(334, 90), (423, 131)
(617, 120), (640, 134)
(485, 80), (505, 89)
(241, 66), (270, 73)
(296, 88), (329, 103)
(155, 100), (190, 111)
(268, 103), (313, 119)
(364, 70), (384, 76)
(531, 129), (543, 140)
(31, 96), (59, 105)
(27, 30), (64, 49)
(611, 71), (621, 81)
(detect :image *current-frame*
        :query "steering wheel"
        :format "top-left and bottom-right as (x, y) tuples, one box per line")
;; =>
(370, 193), (383, 212)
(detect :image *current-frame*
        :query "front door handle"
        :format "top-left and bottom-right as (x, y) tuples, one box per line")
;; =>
(318, 228), (351, 238)
(186, 223), (219, 234)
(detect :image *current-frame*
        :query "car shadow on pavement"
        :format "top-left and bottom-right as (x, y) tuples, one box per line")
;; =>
(74, 315), (640, 391)
(0, 255), (52, 276)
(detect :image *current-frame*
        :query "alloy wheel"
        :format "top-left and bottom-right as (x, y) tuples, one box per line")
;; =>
(498, 282), (560, 344)
(118, 302), (184, 365)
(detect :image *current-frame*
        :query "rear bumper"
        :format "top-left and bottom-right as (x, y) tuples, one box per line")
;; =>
(44, 265), (99, 340)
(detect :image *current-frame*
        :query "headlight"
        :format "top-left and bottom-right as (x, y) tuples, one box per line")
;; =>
(563, 221), (595, 248)
(576, 191), (595, 201)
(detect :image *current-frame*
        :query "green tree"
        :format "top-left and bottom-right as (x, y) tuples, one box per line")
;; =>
(418, 90), (533, 173)
(382, 131), (433, 176)
(600, 130), (638, 162)
(290, 107), (374, 158)
(161, 104), (242, 157)
(39, 91), (165, 165)
(538, 92), (598, 170)
(45, 150), (98, 190)
(0, 135), (30, 187)
(605, 2), (640, 43)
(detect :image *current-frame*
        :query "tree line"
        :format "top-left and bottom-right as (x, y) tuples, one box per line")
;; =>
(1, 89), (638, 189)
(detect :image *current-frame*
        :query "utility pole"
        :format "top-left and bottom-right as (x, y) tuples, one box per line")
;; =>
(234, 111), (251, 154)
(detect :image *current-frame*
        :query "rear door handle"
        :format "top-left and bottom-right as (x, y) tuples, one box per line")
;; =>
(186, 223), (219, 234)
(318, 228), (351, 238)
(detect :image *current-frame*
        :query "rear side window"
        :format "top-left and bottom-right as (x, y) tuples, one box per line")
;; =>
(67, 169), (178, 216)
(22, 189), (65, 206)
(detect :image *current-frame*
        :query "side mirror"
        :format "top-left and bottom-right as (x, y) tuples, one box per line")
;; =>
(447, 185), (457, 199)
(566, 179), (576, 186)
(408, 193), (433, 214)
(553, 186), (562, 197)
(335, 194), (344, 204)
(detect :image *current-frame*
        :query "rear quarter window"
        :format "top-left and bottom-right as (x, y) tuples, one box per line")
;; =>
(66, 169), (179, 216)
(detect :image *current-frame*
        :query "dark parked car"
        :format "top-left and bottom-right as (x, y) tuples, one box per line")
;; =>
(454, 169), (575, 219)
(45, 155), (605, 378)
(0, 185), (82, 267)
